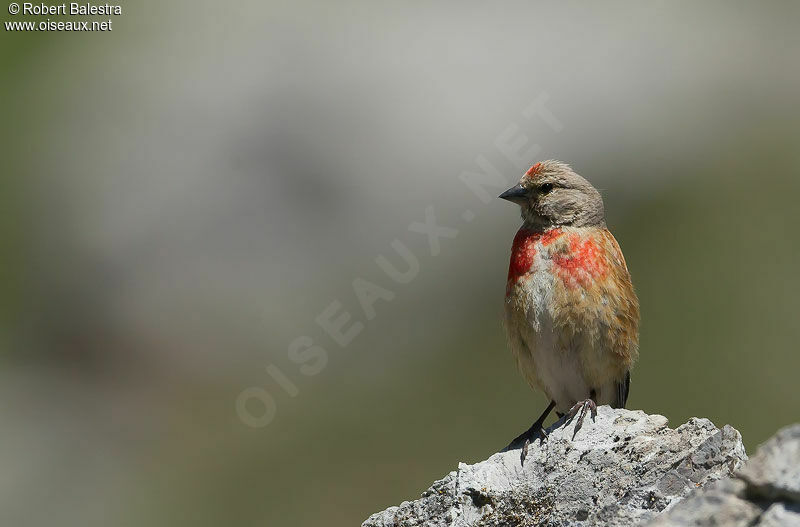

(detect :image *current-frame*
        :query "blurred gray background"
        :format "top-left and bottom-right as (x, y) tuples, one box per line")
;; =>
(2, 1), (799, 526)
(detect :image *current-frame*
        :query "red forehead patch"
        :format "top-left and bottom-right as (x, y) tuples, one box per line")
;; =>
(526, 162), (542, 176)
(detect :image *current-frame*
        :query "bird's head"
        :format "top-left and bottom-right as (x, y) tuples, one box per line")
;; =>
(499, 160), (605, 228)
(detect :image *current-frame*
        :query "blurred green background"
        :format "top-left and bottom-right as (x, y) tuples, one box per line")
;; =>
(2, 1), (799, 526)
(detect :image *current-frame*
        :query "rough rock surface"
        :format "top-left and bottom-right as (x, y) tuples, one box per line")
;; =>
(362, 407), (746, 526)
(648, 424), (800, 526)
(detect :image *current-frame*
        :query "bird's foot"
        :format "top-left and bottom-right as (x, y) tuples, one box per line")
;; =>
(501, 401), (556, 465)
(520, 426), (549, 464)
(503, 421), (549, 465)
(565, 398), (597, 439)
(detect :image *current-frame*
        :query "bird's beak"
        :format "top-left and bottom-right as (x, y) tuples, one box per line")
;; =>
(498, 183), (527, 203)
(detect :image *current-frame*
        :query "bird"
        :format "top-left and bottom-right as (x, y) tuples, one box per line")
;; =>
(498, 160), (639, 462)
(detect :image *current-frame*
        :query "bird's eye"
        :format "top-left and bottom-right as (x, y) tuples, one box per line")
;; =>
(539, 183), (554, 194)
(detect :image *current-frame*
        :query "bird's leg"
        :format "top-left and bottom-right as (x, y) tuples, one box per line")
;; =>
(502, 401), (556, 464)
(565, 390), (597, 439)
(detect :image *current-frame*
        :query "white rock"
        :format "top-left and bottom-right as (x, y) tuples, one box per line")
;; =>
(362, 407), (746, 526)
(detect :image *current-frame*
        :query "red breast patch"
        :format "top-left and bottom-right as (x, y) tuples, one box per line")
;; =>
(507, 228), (564, 288)
(552, 234), (609, 287)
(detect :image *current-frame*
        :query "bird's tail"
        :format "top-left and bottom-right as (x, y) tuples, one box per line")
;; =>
(612, 370), (631, 408)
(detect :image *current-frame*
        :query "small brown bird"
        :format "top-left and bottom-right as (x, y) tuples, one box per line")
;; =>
(499, 160), (639, 460)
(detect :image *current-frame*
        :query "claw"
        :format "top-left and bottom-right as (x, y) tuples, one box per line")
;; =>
(518, 424), (548, 464)
(540, 426), (549, 440)
(566, 398), (597, 439)
(502, 401), (556, 465)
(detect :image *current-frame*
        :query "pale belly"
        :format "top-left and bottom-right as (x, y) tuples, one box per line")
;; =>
(505, 268), (616, 413)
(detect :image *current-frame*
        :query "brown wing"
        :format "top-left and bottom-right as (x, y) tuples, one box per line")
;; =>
(598, 229), (640, 366)
(600, 228), (631, 272)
